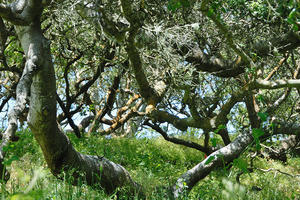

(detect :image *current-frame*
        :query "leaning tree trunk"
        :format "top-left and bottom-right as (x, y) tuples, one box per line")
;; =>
(19, 10), (140, 198)
(171, 95), (259, 198)
(0, 0), (140, 196)
(171, 131), (253, 198)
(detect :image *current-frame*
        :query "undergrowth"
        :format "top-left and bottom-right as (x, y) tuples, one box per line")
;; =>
(0, 129), (299, 199)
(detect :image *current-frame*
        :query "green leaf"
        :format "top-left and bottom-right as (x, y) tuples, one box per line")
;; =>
(2, 146), (9, 152)
(287, 8), (299, 30)
(258, 112), (268, 122)
(214, 124), (226, 133)
(252, 128), (264, 150)
(255, 141), (261, 150)
(205, 155), (215, 165)
(287, 17), (295, 25)
(218, 124), (226, 130)
(233, 158), (249, 173)
(207, 8), (215, 17)
(257, 94), (265, 103)
(167, 0), (191, 12)
(288, 8), (297, 20)
(99, 165), (103, 174)
(211, 138), (217, 147)
(89, 104), (95, 111)
(292, 24), (299, 31)
(3, 155), (19, 166)
(252, 128), (264, 139)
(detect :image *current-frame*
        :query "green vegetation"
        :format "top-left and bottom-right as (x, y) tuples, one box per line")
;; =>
(1, 130), (299, 199)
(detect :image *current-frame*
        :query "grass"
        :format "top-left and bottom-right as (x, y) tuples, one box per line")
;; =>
(0, 129), (299, 199)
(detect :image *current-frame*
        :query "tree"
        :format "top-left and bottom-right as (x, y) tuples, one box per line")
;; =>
(0, 0), (299, 198)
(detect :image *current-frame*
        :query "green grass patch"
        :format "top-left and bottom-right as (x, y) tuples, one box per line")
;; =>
(0, 130), (299, 199)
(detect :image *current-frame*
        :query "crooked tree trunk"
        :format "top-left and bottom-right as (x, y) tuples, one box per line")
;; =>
(171, 131), (253, 198)
(23, 18), (139, 197)
(0, 1), (141, 195)
(171, 95), (259, 198)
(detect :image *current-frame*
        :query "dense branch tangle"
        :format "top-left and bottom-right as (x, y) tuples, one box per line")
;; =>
(0, 0), (300, 199)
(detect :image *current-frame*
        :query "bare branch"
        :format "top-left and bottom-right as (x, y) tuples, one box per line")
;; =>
(88, 74), (122, 134)
(63, 52), (83, 109)
(120, 0), (163, 111)
(253, 79), (300, 90)
(76, 2), (127, 42)
(0, 3), (26, 25)
(264, 57), (287, 81)
(72, 47), (115, 100)
(151, 91), (243, 134)
(266, 89), (291, 114)
(0, 17), (8, 49)
(0, 94), (12, 112)
(256, 168), (300, 178)
(100, 99), (143, 135)
(56, 95), (81, 138)
(144, 120), (212, 154)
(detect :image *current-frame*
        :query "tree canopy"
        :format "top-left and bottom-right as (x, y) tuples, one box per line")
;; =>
(0, 0), (299, 198)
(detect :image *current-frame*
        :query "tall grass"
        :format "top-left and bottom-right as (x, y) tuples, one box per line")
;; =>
(0, 130), (299, 199)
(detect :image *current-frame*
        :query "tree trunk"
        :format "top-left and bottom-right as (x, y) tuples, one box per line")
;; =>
(0, 1), (141, 196)
(171, 131), (253, 198)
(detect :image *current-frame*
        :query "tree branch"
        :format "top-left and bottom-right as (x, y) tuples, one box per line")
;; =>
(72, 46), (114, 100)
(266, 89), (291, 115)
(151, 91), (243, 134)
(0, 0), (43, 25)
(0, 36), (40, 181)
(0, 17), (8, 50)
(201, 0), (254, 68)
(0, 3), (26, 25)
(100, 99), (143, 136)
(56, 95), (81, 138)
(186, 47), (245, 77)
(63, 52), (83, 110)
(254, 31), (300, 56)
(144, 120), (211, 154)
(76, 2), (126, 42)
(172, 130), (254, 198)
(88, 73), (122, 134)
(264, 57), (287, 81)
(120, 0), (162, 111)
(253, 79), (300, 90)
(0, 94), (12, 113)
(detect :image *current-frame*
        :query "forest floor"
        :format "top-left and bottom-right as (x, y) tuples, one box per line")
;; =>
(0, 129), (299, 199)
